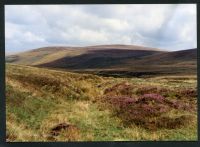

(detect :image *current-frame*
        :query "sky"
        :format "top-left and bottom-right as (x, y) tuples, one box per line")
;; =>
(5, 4), (197, 55)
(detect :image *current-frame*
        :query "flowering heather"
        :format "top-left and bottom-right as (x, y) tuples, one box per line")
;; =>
(103, 96), (136, 110)
(164, 99), (193, 111)
(100, 90), (194, 130)
(104, 82), (134, 96)
(135, 87), (159, 95)
(138, 93), (165, 103)
(99, 82), (196, 130)
(135, 86), (176, 97)
(179, 89), (197, 98)
(156, 115), (193, 129)
(101, 95), (169, 128)
(6, 64), (197, 141)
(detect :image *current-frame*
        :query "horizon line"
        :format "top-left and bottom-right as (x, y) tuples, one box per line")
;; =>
(5, 44), (197, 56)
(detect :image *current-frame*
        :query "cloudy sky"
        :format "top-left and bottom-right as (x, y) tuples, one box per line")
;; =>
(5, 4), (196, 54)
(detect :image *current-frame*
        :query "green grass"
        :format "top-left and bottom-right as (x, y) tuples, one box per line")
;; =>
(6, 63), (197, 141)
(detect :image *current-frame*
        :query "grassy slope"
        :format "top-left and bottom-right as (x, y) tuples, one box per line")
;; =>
(6, 64), (197, 141)
(6, 46), (197, 77)
(5, 45), (160, 65)
(6, 47), (88, 65)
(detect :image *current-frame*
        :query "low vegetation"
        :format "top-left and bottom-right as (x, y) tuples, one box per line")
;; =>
(6, 64), (197, 141)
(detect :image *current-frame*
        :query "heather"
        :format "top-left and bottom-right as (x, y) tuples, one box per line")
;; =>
(6, 64), (197, 141)
(100, 94), (193, 130)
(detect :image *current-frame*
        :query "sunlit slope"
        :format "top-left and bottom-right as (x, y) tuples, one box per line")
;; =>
(6, 47), (88, 65)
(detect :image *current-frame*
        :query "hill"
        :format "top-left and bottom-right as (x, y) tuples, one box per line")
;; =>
(5, 44), (162, 65)
(6, 45), (197, 77)
(131, 48), (197, 65)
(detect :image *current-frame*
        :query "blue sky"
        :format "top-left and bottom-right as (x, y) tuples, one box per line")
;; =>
(5, 4), (197, 55)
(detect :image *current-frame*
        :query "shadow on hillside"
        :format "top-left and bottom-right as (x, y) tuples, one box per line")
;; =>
(37, 49), (161, 69)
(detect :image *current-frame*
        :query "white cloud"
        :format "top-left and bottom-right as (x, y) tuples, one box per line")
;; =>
(23, 32), (46, 43)
(5, 4), (197, 54)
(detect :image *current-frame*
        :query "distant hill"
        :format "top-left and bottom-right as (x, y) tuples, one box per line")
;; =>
(6, 45), (197, 77)
(5, 44), (161, 65)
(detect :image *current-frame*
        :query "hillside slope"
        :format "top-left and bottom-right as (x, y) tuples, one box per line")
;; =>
(130, 48), (197, 65)
(5, 44), (163, 66)
(6, 45), (197, 76)
(6, 64), (197, 141)
(38, 49), (162, 69)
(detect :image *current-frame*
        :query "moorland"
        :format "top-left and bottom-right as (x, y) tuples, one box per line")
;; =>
(6, 44), (197, 141)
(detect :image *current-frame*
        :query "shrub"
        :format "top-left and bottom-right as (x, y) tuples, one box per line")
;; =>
(103, 96), (136, 111)
(179, 89), (197, 98)
(135, 87), (159, 95)
(164, 99), (193, 111)
(100, 92), (193, 130)
(104, 82), (134, 96)
(155, 115), (193, 129)
(138, 94), (165, 103)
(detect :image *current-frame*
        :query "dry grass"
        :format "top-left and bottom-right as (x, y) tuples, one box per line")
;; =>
(6, 63), (197, 141)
